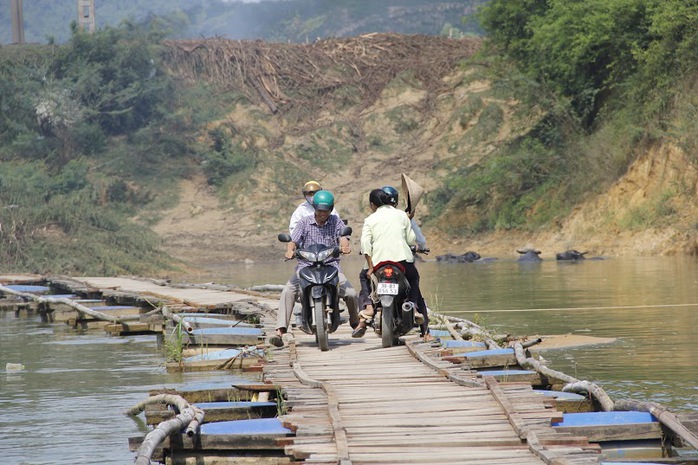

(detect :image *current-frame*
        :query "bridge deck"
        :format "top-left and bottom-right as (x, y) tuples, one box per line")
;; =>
(264, 325), (601, 465)
(1, 275), (609, 463)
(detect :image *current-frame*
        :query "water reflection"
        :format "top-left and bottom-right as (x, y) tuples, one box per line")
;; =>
(0, 315), (260, 465)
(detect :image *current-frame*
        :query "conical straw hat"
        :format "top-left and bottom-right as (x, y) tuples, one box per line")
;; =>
(401, 173), (424, 216)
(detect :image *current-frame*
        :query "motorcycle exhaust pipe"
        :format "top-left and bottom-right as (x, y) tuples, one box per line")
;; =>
(402, 301), (415, 313)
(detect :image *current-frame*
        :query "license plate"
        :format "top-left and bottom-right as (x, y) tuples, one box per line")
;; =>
(376, 282), (399, 295)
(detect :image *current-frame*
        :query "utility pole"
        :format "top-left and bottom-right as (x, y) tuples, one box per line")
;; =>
(11, 0), (25, 44)
(77, 0), (96, 33)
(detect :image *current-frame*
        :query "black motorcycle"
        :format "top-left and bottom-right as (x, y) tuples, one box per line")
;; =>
(277, 226), (352, 351)
(370, 247), (428, 348)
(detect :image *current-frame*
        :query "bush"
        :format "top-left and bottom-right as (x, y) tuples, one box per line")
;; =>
(201, 127), (257, 186)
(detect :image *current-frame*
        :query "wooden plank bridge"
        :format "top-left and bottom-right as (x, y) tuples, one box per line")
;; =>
(263, 325), (601, 465)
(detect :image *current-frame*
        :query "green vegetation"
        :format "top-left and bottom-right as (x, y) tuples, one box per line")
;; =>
(428, 0), (698, 235)
(163, 321), (185, 364)
(2, 1), (697, 273)
(0, 25), (189, 274)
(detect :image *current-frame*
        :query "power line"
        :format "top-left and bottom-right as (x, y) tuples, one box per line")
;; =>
(453, 302), (698, 313)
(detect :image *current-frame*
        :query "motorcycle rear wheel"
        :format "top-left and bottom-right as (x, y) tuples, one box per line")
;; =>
(314, 298), (329, 351)
(381, 306), (396, 348)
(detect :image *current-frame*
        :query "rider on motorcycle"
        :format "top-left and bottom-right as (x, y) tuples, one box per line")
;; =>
(271, 190), (359, 347)
(289, 180), (341, 235)
(380, 185), (430, 336)
(353, 188), (427, 338)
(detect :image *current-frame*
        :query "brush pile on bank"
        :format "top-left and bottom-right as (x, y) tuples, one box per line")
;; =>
(161, 34), (481, 116)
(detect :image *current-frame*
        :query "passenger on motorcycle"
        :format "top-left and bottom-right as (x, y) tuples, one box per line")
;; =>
(289, 180), (341, 235)
(271, 190), (359, 347)
(353, 188), (428, 338)
(379, 185), (430, 336)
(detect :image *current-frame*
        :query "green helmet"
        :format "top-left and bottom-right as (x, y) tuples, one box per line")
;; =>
(312, 190), (335, 211)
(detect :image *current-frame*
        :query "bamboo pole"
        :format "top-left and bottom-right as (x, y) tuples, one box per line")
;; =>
(514, 340), (614, 411)
(614, 399), (698, 449)
(513, 342), (577, 384)
(126, 394), (203, 465)
(0, 284), (139, 323)
(125, 393), (191, 416)
(431, 311), (504, 349)
(185, 407), (206, 437)
(442, 312), (693, 450)
(162, 306), (193, 333)
(440, 313), (614, 411)
(561, 381), (614, 412)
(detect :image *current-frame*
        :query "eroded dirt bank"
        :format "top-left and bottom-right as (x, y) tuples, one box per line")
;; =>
(150, 36), (697, 269)
(152, 141), (698, 269)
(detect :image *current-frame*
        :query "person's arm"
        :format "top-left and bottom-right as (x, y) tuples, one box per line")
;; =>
(289, 218), (305, 257)
(289, 206), (302, 234)
(334, 217), (351, 254)
(364, 253), (374, 276)
(339, 236), (351, 254)
(411, 218), (427, 250)
(285, 241), (297, 260)
(360, 219), (375, 274)
(404, 215), (417, 246)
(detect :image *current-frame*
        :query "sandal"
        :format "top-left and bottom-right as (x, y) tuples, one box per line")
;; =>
(352, 322), (367, 338)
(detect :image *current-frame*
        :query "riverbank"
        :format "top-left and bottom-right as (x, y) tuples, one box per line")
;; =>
(150, 148), (698, 272)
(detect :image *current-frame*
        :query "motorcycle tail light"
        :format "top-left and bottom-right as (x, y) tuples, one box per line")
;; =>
(382, 267), (394, 278)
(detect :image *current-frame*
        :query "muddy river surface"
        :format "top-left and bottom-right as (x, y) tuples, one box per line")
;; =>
(1, 256), (696, 464)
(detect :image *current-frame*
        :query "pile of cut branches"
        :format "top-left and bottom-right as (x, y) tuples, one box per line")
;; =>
(161, 33), (481, 115)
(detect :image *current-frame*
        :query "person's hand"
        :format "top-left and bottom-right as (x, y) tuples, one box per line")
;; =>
(367, 267), (374, 277)
(340, 245), (351, 254)
(285, 250), (295, 260)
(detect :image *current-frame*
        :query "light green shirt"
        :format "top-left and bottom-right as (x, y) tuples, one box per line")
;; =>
(361, 205), (416, 264)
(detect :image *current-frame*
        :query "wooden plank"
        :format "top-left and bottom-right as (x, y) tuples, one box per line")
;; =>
(149, 386), (254, 403)
(105, 322), (160, 335)
(554, 422), (662, 442)
(168, 452), (293, 465)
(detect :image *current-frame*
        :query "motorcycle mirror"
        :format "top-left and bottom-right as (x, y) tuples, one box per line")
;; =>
(278, 233), (292, 243)
(341, 226), (352, 236)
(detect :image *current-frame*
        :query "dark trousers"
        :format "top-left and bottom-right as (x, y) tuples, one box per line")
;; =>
(358, 268), (372, 310)
(360, 262), (429, 335)
(401, 261), (429, 335)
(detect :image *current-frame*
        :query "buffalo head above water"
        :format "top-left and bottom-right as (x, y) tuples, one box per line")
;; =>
(436, 251), (482, 263)
(516, 249), (542, 261)
(556, 250), (588, 260)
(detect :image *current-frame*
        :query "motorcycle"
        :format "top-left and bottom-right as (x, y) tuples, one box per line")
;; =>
(369, 247), (429, 348)
(277, 226), (352, 351)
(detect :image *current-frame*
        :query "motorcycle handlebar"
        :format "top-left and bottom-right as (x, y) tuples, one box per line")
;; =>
(410, 246), (430, 255)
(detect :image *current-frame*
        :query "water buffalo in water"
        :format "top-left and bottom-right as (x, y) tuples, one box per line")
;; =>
(517, 249), (542, 261)
(436, 251), (482, 263)
(556, 250), (588, 260)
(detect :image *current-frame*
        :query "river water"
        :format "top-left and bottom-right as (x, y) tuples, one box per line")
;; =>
(1, 255), (696, 464)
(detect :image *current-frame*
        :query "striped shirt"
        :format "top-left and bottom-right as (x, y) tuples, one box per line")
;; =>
(291, 214), (345, 269)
